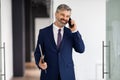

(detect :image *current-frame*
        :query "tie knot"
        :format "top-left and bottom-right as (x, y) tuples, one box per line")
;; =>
(58, 29), (61, 32)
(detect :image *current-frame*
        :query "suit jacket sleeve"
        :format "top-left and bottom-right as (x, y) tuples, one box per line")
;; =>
(34, 29), (44, 69)
(72, 31), (85, 53)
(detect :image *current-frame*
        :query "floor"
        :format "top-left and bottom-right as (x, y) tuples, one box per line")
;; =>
(11, 62), (40, 80)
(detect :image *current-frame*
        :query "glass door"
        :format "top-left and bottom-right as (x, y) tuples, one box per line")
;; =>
(0, 1), (4, 80)
(106, 0), (120, 80)
(0, 0), (2, 79)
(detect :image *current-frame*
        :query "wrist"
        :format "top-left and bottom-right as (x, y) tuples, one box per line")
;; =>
(72, 29), (78, 33)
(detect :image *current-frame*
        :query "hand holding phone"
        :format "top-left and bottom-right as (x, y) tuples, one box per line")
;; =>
(68, 18), (74, 28)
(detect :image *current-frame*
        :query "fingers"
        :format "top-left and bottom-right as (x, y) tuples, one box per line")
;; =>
(69, 20), (77, 32)
(39, 58), (47, 70)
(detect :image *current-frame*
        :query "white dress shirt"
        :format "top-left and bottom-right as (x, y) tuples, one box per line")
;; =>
(53, 24), (64, 45)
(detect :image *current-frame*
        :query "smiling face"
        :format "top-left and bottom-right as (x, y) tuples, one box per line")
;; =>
(54, 4), (72, 28)
(55, 10), (71, 27)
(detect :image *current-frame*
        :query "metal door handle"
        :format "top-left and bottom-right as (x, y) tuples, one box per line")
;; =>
(0, 42), (6, 80)
(102, 41), (111, 79)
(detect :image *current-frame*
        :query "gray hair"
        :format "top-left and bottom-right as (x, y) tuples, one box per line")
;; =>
(56, 4), (72, 13)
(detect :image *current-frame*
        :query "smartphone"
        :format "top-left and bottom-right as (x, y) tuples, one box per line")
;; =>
(68, 18), (74, 28)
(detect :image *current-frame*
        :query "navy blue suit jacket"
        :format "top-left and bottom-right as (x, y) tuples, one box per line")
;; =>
(34, 24), (85, 80)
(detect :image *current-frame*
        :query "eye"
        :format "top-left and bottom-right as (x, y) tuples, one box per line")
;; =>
(60, 13), (65, 17)
(66, 16), (70, 18)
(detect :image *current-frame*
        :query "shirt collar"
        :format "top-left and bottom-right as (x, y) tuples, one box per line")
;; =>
(53, 23), (64, 31)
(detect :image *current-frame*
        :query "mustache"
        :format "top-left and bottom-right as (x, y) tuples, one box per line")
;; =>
(60, 19), (68, 22)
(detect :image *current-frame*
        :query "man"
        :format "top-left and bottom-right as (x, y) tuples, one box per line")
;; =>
(34, 4), (85, 80)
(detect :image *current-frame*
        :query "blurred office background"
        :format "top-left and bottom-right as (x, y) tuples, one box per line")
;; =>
(0, 0), (120, 80)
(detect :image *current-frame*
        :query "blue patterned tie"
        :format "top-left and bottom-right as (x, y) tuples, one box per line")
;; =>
(57, 29), (61, 49)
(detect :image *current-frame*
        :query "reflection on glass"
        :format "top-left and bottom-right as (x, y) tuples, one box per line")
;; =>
(106, 0), (120, 80)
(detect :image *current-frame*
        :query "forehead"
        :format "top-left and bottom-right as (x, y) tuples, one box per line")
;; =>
(57, 10), (71, 15)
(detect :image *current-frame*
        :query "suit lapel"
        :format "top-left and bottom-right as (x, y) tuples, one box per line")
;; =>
(49, 25), (58, 50)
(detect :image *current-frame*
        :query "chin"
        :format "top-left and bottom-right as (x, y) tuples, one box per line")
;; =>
(59, 22), (67, 27)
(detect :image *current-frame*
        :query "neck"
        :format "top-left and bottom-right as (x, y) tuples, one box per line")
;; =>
(54, 21), (64, 29)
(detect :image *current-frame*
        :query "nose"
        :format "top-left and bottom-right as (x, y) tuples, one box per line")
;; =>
(62, 16), (69, 21)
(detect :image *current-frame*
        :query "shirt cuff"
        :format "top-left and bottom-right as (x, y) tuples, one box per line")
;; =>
(72, 29), (78, 33)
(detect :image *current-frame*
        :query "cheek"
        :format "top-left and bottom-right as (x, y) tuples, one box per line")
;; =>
(55, 14), (59, 18)
(56, 14), (61, 19)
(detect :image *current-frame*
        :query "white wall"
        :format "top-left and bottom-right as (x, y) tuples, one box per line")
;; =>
(1, 0), (13, 79)
(35, 18), (52, 47)
(53, 0), (106, 80)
